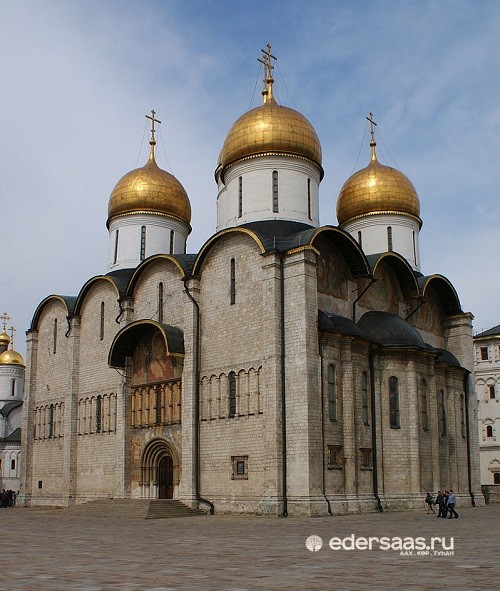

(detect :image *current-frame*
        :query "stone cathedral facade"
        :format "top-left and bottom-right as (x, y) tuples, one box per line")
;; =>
(20, 48), (483, 515)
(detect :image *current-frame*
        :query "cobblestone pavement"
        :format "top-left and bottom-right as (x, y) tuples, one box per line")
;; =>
(0, 505), (498, 591)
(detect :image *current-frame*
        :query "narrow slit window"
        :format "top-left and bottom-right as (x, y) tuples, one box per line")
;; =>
(412, 231), (417, 265)
(10, 378), (15, 397)
(158, 282), (164, 323)
(307, 178), (312, 220)
(238, 176), (243, 218)
(53, 319), (57, 354)
(389, 376), (400, 428)
(100, 302), (105, 341)
(96, 396), (102, 433)
(480, 347), (489, 360)
(230, 258), (236, 305)
(489, 385), (496, 399)
(328, 364), (336, 420)
(361, 371), (369, 425)
(48, 405), (54, 438)
(421, 379), (429, 431)
(140, 226), (146, 261)
(272, 171), (279, 212)
(358, 231), (362, 248)
(113, 229), (119, 264)
(438, 389), (447, 437)
(156, 385), (162, 425)
(11, 459), (15, 470)
(228, 372), (237, 417)
(460, 393), (466, 438)
(387, 226), (393, 251)
(486, 425), (493, 438)
(170, 230), (174, 254)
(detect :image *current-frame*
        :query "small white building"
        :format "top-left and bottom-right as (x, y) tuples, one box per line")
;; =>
(0, 324), (25, 494)
(474, 325), (500, 501)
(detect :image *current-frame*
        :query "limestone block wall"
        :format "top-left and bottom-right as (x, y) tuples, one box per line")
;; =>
(131, 258), (185, 326)
(27, 299), (72, 504)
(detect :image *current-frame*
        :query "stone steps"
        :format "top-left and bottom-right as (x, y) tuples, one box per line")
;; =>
(63, 499), (206, 519)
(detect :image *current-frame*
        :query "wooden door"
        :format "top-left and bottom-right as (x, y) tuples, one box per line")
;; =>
(158, 455), (174, 499)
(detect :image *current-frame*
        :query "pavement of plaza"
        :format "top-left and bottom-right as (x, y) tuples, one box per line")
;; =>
(0, 504), (498, 591)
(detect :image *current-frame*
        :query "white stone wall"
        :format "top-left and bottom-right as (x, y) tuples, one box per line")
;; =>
(343, 214), (421, 271)
(108, 214), (189, 271)
(217, 155), (321, 230)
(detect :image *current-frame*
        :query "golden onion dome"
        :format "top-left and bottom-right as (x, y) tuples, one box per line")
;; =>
(218, 95), (322, 174)
(0, 349), (25, 367)
(337, 136), (420, 227)
(0, 331), (10, 347)
(107, 152), (191, 228)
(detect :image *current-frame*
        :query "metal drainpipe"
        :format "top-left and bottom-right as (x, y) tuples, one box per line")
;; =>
(463, 372), (476, 507)
(352, 277), (377, 323)
(279, 254), (288, 517)
(183, 277), (215, 515)
(369, 348), (383, 512)
(319, 334), (333, 516)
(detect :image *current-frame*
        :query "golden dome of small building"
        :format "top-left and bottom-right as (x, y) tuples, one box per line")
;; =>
(218, 96), (322, 175)
(0, 349), (25, 367)
(337, 140), (421, 227)
(107, 154), (191, 228)
(0, 331), (10, 349)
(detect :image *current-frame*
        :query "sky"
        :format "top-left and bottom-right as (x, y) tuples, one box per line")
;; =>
(1, 0), (499, 356)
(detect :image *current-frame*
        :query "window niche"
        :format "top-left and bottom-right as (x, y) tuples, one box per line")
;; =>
(231, 455), (248, 480)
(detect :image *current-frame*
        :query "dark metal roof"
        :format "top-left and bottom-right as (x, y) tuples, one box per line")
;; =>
(357, 311), (426, 349)
(105, 268), (136, 297)
(109, 320), (184, 369)
(241, 220), (315, 252)
(30, 295), (78, 331)
(318, 310), (364, 338)
(417, 275), (462, 316)
(0, 401), (23, 417)
(475, 324), (500, 339)
(366, 253), (420, 299)
(1, 427), (21, 442)
(434, 348), (461, 367)
(170, 254), (197, 275)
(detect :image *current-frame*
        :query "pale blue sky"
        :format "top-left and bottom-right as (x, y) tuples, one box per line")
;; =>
(1, 1), (499, 354)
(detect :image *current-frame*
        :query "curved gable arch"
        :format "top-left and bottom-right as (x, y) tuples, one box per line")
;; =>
(368, 252), (420, 300)
(192, 227), (266, 277)
(418, 275), (462, 316)
(73, 276), (121, 316)
(30, 295), (77, 331)
(108, 319), (184, 369)
(127, 254), (187, 297)
(311, 226), (370, 278)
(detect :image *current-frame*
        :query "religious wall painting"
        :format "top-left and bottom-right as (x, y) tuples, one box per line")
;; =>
(131, 329), (183, 386)
(412, 285), (445, 335)
(359, 265), (399, 313)
(316, 241), (349, 299)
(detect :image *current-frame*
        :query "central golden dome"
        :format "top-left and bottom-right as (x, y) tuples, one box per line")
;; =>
(219, 97), (322, 173)
(107, 154), (191, 228)
(337, 144), (420, 226)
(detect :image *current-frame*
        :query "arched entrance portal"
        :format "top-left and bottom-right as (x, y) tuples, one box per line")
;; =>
(158, 455), (174, 499)
(141, 439), (179, 499)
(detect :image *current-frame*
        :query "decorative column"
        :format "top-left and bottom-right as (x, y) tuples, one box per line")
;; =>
(340, 337), (357, 511)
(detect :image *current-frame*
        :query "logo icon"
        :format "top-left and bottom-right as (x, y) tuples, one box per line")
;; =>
(306, 535), (323, 552)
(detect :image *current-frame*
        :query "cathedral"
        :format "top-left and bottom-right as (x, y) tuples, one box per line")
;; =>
(20, 47), (484, 515)
(0, 315), (25, 494)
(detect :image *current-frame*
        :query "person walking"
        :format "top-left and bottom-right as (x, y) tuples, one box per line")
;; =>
(425, 492), (435, 514)
(441, 490), (449, 518)
(435, 491), (444, 517)
(447, 490), (459, 518)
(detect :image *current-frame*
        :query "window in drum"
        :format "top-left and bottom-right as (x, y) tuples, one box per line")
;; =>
(170, 230), (174, 254)
(358, 231), (362, 248)
(272, 170), (279, 212)
(387, 226), (393, 251)
(238, 176), (243, 218)
(113, 229), (119, 264)
(307, 178), (312, 219)
(140, 226), (146, 261)
(10, 378), (15, 397)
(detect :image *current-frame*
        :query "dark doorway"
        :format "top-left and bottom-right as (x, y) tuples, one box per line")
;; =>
(158, 454), (174, 499)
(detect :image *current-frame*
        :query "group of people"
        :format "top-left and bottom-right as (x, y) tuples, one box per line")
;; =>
(425, 490), (459, 518)
(0, 489), (17, 507)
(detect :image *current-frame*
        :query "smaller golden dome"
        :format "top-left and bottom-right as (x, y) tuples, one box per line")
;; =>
(107, 154), (191, 227)
(337, 139), (420, 226)
(0, 349), (25, 366)
(0, 331), (10, 347)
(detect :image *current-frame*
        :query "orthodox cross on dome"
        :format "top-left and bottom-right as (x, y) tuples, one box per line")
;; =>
(9, 325), (16, 348)
(258, 43), (277, 103)
(0, 312), (10, 332)
(366, 112), (378, 161)
(145, 110), (162, 159)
